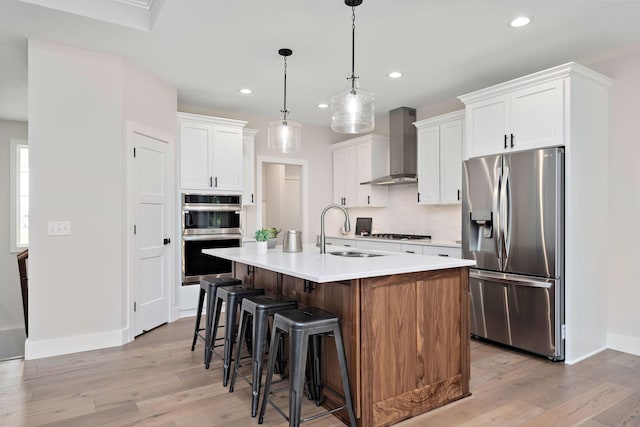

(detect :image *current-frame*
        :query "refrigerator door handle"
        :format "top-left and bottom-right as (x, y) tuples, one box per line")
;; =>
(470, 269), (554, 289)
(495, 166), (503, 269)
(501, 165), (512, 266)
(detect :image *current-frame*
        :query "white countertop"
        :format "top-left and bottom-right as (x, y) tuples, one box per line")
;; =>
(204, 244), (475, 283)
(326, 235), (462, 248)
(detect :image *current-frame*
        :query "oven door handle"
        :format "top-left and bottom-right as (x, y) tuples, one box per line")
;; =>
(182, 205), (241, 213)
(182, 234), (243, 241)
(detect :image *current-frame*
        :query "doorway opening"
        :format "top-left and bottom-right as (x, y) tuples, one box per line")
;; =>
(256, 156), (309, 244)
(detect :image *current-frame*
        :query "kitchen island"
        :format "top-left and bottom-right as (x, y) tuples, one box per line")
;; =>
(204, 244), (475, 427)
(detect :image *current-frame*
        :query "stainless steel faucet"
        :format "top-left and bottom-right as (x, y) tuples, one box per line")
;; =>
(319, 204), (351, 254)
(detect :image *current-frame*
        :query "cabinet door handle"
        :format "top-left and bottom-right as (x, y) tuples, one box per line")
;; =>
(251, 194), (254, 203)
(367, 195), (371, 205)
(510, 133), (515, 148)
(209, 176), (213, 187)
(405, 250), (415, 254)
(344, 244), (351, 247)
(504, 134), (508, 149)
(457, 189), (461, 201)
(438, 253), (450, 257)
(417, 192), (421, 203)
(214, 176), (218, 187)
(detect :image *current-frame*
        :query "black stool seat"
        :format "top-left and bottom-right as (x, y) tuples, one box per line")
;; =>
(191, 277), (241, 353)
(229, 295), (298, 417)
(259, 307), (357, 427)
(208, 284), (265, 385)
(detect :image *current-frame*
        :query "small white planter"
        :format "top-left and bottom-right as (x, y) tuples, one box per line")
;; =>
(256, 241), (268, 254)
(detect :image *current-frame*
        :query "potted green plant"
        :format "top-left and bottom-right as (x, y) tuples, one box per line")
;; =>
(255, 229), (270, 254)
(267, 227), (281, 249)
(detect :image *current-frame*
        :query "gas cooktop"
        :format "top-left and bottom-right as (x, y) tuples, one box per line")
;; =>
(363, 233), (432, 241)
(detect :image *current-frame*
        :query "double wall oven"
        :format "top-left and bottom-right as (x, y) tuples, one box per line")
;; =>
(181, 194), (242, 284)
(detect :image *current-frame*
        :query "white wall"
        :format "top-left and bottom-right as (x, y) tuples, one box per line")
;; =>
(326, 185), (461, 241)
(0, 119), (28, 358)
(587, 46), (640, 356)
(26, 39), (175, 359)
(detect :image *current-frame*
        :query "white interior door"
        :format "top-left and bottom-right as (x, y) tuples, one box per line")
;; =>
(133, 130), (171, 336)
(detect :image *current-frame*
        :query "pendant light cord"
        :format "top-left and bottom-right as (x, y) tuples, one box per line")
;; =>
(282, 55), (289, 123)
(350, 5), (357, 91)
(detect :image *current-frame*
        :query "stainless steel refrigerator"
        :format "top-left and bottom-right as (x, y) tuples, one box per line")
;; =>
(462, 146), (564, 361)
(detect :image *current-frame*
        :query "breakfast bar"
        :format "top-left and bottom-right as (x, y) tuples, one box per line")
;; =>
(204, 244), (475, 426)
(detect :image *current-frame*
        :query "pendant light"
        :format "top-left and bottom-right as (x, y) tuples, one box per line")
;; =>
(268, 48), (302, 153)
(331, 0), (375, 134)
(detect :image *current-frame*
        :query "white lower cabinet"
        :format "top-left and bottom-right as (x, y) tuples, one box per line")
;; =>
(324, 237), (461, 257)
(401, 244), (422, 254)
(325, 237), (355, 248)
(356, 240), (401, 252)
(422, 246), (461, 258)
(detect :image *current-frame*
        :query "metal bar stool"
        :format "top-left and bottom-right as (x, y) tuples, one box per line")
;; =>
(229, 294), (298, 417)
(208, 284), (265, 384)
(258, 307), (357, 427)
(191, 277), (242, 354)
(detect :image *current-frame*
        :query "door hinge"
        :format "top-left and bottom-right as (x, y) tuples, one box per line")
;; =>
(134, 302), (137, 312)
(133, 147), (136, 157)
(561, 324), (566, 340)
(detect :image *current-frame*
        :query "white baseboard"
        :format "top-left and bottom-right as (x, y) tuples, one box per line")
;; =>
(564, 345), (608, 365)
(179, 303), (226, 320)
(607, 332), (640, 356)
(25, 328), (126, 360)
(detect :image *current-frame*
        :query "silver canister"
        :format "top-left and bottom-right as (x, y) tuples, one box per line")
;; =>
(282, 229), (303, 252)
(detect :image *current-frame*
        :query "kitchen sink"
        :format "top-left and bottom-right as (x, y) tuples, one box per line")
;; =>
(330, 250), (385, 258)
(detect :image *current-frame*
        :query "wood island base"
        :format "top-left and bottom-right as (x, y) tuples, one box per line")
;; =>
(234, 262), (471, 427)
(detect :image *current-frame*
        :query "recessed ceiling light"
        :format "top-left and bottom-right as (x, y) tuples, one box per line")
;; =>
(388, 71), (403, 79)
(239, 88), (252, 94)
(318, 103), (329, 109)
(509, 16), (531, 28)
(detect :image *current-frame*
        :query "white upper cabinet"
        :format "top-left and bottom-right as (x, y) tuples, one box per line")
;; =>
(178, 112), (246, 193)
(415, 110), (464, 205)
(242, 128), (258, 205)
(460, 74), (564, 159)
(332, 145), (358, 207)
(331, 134), (389, 208)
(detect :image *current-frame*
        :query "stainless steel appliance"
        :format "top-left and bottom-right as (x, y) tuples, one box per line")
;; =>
(181, 194), (242, 284)
(282, 230), (303, 253)
(462, 147), (564, 361)
(361, 107), (418, 185)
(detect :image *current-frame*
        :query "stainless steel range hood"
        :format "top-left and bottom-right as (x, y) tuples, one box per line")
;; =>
(361, 107), (418, 185)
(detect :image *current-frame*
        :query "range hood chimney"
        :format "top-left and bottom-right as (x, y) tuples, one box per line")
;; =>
(362, 107), (418, 185)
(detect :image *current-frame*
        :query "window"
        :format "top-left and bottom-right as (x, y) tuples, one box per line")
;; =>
(10, 138), (28, 252)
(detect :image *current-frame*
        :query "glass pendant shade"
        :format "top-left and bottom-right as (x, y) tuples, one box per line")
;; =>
(269, 48), (301, 153)
(331, 0), (375, 134)
(268, 119), (302, 153)
(331, 79), (375, 134)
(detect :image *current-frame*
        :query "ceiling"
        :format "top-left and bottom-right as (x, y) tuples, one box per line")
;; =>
(2, 0), (640, 126)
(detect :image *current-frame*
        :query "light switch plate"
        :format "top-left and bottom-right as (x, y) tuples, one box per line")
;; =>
(48, 221), (71, 236)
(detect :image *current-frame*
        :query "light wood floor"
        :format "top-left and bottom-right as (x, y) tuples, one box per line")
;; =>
(2, 318), (639, 426)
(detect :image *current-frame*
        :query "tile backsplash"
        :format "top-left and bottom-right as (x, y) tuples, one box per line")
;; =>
(325, 184), (462, 241)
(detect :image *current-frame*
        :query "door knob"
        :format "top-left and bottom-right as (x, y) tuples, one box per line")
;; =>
(163, 238), (171, 245)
